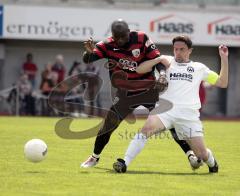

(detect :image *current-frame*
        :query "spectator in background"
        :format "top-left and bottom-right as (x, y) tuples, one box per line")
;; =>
(18, 74), (35, 115)
(85, 63), (102, 116)
(51, 63), (68, 116)
(52, 54), (66, 83)
(40, 62), (55, 116)
(22, 53), (38, 89)
(68, 61), (83, 76)
(67, 61), (86, 116)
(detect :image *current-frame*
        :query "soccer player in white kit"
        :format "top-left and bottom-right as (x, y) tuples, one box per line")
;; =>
(113, 35), (229, 173)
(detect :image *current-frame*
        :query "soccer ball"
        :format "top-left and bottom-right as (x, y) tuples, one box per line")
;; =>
(24, 139), (47, 163)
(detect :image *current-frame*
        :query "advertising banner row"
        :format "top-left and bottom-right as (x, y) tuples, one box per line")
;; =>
(0, 5), (239, 46)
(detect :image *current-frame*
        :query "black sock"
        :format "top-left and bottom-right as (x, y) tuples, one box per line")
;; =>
(169, 128), (191, 153)
(93, 132), (112, 155)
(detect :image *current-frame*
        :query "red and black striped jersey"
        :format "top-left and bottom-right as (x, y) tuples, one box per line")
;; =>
(93, 31), (160, 81)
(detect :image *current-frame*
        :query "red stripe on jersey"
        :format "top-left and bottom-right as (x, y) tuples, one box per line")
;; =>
(107, 50), (128, 59)
(93, 48), (104, 58)
(94, 41), (108, 58)
(146, 49), (160, 59)
(97, 41), (107, 51)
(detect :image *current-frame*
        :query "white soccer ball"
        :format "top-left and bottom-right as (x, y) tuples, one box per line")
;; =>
(24, 139), (47, 163)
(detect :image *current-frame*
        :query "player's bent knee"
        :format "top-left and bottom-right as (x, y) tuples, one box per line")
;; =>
(195, 149), (208, 161)
(141, 115), (164, 136)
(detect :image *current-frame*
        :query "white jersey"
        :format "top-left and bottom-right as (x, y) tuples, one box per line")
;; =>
(160, 56), (217, 110)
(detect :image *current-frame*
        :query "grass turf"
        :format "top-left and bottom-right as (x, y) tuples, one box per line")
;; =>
(0, 117), (240, 195)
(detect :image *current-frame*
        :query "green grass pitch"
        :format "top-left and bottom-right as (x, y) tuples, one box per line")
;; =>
(0, 117), (240, 195)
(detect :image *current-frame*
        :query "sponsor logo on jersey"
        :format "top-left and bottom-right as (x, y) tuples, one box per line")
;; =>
(170, 72), (193, 82)
(187, 66), (194, 73)
(132, 49), (140, 58)
(177, 63), (187, 66)
(151, 44), (156, 50)
(119, 58), (138, 71)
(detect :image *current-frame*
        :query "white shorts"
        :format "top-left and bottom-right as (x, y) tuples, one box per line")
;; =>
(156, 107), (203, 140)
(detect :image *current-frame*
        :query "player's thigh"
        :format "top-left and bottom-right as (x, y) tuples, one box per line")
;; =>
(174, 119), (203, 140)
(141, 115), (166, 137)
(99, 101), (133, 135)
(113, 98), (135, 120)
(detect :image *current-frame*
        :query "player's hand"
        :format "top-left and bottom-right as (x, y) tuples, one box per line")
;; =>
(154, 74), (168, 92)
(84, 37), (95, 53)
(219, 45), (228, 58)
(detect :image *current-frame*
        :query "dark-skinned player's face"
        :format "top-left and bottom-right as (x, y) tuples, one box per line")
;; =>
(112, 31), (130, 47)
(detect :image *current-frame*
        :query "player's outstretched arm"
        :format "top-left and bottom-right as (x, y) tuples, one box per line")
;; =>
(84, 37), (95, 53)
(215, 45), (229, 88)
(82, 37), (100, 64)
(136, 55), (169, 74)
(136, 56), (161, 74)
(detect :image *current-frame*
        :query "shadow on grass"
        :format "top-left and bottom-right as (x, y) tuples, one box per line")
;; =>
(25, 171), (47, 174)
(78, 171), (90, 174)
(94, 167), (211, 175)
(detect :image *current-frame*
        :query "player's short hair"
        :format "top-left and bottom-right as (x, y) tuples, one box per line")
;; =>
(172, 35), (192, 48)
(111, 19), (129, 35)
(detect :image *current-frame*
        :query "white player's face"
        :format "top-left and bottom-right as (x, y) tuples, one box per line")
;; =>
(173, 41), (192, 63)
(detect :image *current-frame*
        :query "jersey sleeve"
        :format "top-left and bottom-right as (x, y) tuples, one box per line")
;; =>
(93, 41), (108, 59)
(143, 34), (160, 59)
(202, 64), (219, 85)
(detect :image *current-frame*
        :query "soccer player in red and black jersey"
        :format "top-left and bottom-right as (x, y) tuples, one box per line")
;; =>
(81, 19), (200, 169)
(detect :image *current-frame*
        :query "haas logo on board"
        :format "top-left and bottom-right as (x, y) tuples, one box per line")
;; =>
(149, 14), (194, 35)
(208, 16), (240, 36)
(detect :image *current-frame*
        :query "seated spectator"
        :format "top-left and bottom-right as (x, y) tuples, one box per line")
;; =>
(52, 54), (66, 83)
(18, 74), (35, 115)
(67, 61), (86, 116)
(85, 63), (102, 116)
(40, 62), (55, 116)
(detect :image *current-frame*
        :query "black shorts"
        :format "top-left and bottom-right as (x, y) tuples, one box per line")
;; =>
(111, 88), (160, 120)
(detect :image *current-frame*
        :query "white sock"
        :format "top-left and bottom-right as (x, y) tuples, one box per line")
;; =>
(205, 148), (215, 167)
(186, 150), (194, 157)
(92, 153), (100, 159)
(124, 133), (147, 166)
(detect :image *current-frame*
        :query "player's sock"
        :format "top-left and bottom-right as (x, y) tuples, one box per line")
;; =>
(124, 133), (147, 166)
(92, 153), (100, 159)
(186, 150), (195, 158)
(93, 132), (111, 155)
(205, 148), (215, 167)
(169, 128), (191, 153)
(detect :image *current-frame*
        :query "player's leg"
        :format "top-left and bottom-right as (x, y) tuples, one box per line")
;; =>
(170, 128), (191, 153)
(169, 128), (203, 170)
(113, 114), (166, 173)
(175, 120), (218, 173)
(80, 107), (119, 168)
(148, 97), (201, 170)
(81, 97), (134, 168)
(186, 137), (218, 173)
